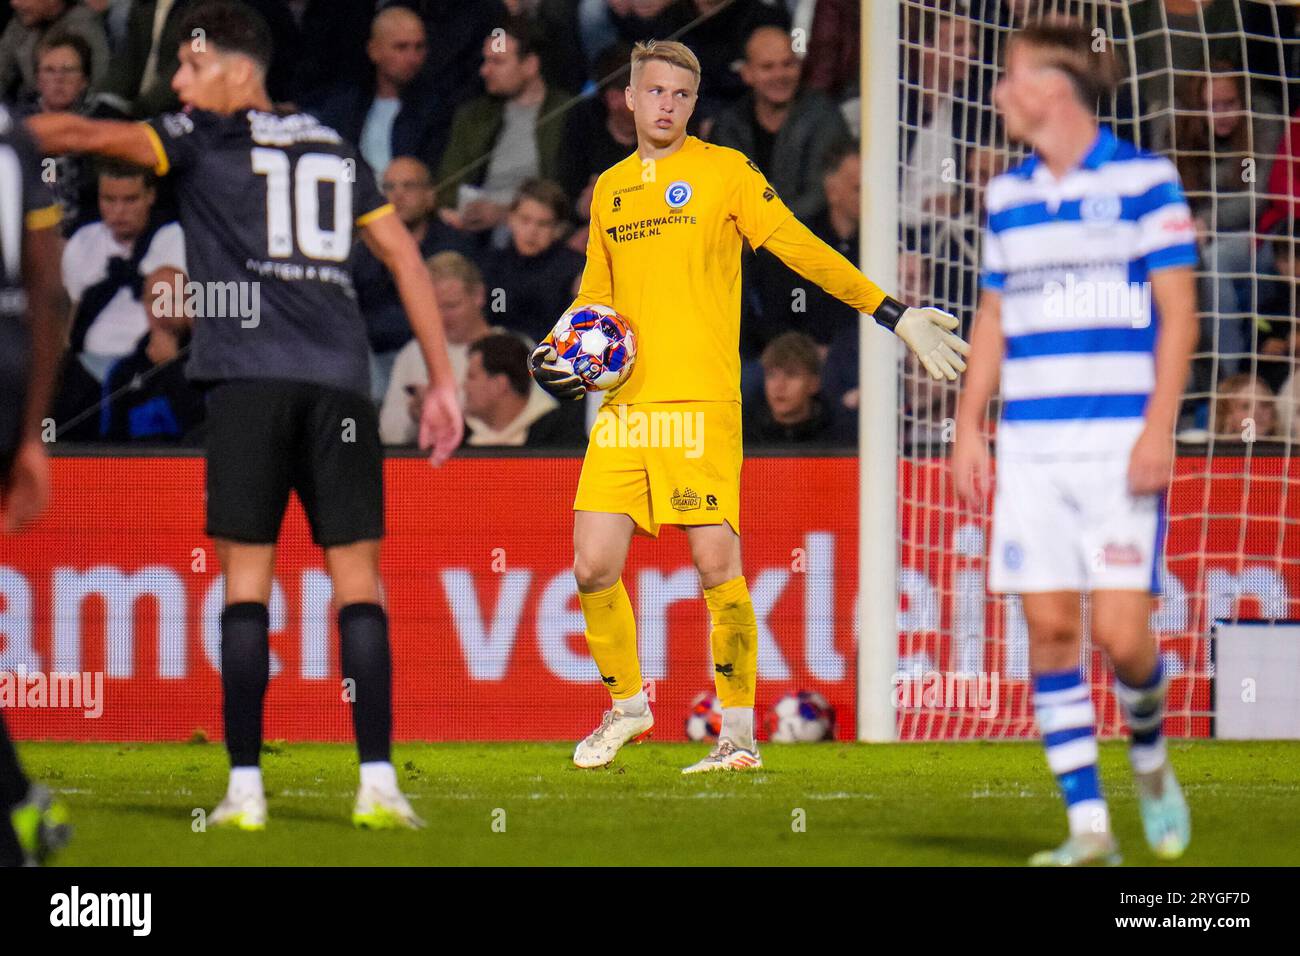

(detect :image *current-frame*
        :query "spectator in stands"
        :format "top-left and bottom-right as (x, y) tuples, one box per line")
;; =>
(461, 333), (583, 447)
(275, 0), (376, 108)
(677, 0), (790, 125)
(1251, 221), (1300, 393)
(822, 249), (933, 437)
(436, 15), (571, 236)
(1165, 61), (1281, 374)
(900, 0), (978, 230)
(353, 156), (475, 402)
(1277, 367), (1299, 441)
(304, 6), (448, 179)
(556, 41), (637, 239)
(748, 137), (860, 363)
(1211, 373), (1278, 441)
(99, 0), (298, 118)
(103, 264), (205, 442)
(1126, 0), (1293, 134)
(380, 252), (502, 446)
(744, 331), (838, 446)
(709, 25), (849, 220)
(794, 0), (859, 102)
(55, 161), (186, 441)
(477, 179), (584, 341)
(20, 31), (97, 234)
(0, 0), (109, 101)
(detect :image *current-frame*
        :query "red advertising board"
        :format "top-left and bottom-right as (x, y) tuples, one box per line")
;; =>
(0, 455), (1295, 742)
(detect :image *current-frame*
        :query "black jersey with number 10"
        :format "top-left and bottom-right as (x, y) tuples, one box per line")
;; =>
(144, 109), (392, 397)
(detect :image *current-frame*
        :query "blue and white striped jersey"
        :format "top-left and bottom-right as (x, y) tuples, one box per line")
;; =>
(980, 128), (1198, 460)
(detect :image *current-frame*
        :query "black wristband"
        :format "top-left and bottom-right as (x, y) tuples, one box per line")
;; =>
(873, 296), (906, 331)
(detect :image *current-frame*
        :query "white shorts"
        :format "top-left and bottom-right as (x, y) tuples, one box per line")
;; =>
(988, 456), (1165, 594)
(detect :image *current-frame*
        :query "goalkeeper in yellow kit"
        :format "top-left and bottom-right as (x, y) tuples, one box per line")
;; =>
(529, 40), (968, 772)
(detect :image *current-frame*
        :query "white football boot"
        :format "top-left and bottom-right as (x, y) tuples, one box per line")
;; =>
(209, 791), (268, 831)
(681, 737), (763, 774)
(1029, 831), (1122, 867)
(352, 784), (426, 830)
(1136, 762), (1191, 860)
(573, 707), (654, 768)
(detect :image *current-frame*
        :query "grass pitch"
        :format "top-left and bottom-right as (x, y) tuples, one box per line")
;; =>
(17, 740), (1300, 866)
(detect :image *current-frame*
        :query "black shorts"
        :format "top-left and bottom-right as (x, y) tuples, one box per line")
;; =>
(204, 378), (384, 547)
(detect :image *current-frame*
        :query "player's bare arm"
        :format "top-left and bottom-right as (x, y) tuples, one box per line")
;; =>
(951, 291), (1004, 506)
(1129, 265), (1197, 496)
(24, 114), (162, 171)
(759, 216), (971, 381)
(360, 210), (463, 465)
(3, 223), (66, 533)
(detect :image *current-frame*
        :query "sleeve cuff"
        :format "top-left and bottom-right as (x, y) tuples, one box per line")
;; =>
(24, 204), (61, 231)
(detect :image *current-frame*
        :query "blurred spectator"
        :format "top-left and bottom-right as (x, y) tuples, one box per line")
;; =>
(477, 179), (584, 341)
(0, 0), (109, 101)
(747, 138), (859, 361)
(304, 6), (445, 178)
(88, 0), (134, 55)
(556, 42), (637, 235)
(1125, 0), (1293, 133)
(1211, 373), (1278, 441)
(744, 331), (838, 446)
(398, 0), (504, 110)
(900, 0), (978, 230)
(822, 249), (932, 432)
(55, 162), (185, 441)
(353, 156), (476, 402)
(276, 0), (377, 106)
(436, 15), (571, 235)
(1167, 62), (1282, 376)
(792, 0), (858, 101)
(18, 30), (97, 234)
(1277, 367), (1299, 441)
(675, 0), (790, 125)
(461, 333), (582, 447)
(99, 0), (298, 118)
(103, 264), (205, 442)
(380, 251), (502, 445)
(709, 25), (849, 219)
(1251, 221), (1300, 393)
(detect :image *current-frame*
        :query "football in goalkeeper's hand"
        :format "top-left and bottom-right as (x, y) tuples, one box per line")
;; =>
(542, 303), (636, 392)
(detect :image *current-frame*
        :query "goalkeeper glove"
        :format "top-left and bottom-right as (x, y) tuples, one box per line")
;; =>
(873, 296), (971, 381)
(528, 343), (586, 401)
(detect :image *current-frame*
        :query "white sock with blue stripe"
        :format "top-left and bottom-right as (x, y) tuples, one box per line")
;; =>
(1114, 657), (1168, 776)
(1034, 669), (1110, 837)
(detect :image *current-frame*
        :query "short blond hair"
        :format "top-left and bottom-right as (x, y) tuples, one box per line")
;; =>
(630, 40), (701, 88)
(425, 251), (483, 291)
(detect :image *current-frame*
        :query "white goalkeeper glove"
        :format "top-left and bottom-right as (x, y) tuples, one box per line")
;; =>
(874, 297), (971, 381)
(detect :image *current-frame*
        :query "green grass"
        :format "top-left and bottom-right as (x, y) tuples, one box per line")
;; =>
(16, 740), (1300, 866)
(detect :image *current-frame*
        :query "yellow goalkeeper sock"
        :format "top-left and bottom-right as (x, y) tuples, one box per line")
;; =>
(706, 575), (757, 709)
(578, 579), (642, 702)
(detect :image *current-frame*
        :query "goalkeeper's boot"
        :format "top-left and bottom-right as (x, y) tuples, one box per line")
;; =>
(573, 707), (653, 769)
(681, 738), (763, 775)
(1136, 761), (1190, 860)
(10, 784), (71, 865)
(210, 791), (267, 831)
(1029, 831), (1121, 867)
(353, 784), (425, 830)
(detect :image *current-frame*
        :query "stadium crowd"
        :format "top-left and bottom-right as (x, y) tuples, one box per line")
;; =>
(5, 0), (1298, 449)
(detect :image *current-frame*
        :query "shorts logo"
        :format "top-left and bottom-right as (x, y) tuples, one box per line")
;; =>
(670, 487), (701, 512)
(705, 494), (718, 510)
(1003, 541), (1023, 571)
(1101, 542), (1143, 566)
(665, 181), (692, 209)
(1080, 193), (1121, 227)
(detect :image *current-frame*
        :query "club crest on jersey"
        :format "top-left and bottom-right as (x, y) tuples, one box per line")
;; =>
(1080, 193), (1121, 226)
(665, 181), (692, 209)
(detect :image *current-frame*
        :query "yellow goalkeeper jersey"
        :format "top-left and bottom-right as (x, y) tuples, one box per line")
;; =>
(569, 136), (790, 404)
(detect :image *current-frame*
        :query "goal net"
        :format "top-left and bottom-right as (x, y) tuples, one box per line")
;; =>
(888, 0), (1300, 739)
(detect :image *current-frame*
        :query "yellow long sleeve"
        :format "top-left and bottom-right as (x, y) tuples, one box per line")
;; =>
(758, 215), (889, 317)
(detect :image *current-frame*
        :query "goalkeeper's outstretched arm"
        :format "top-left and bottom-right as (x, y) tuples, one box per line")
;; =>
(760, 216), (970, 381)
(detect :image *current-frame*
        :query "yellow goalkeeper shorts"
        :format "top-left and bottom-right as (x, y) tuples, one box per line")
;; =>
(574, 400), (742, 537)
